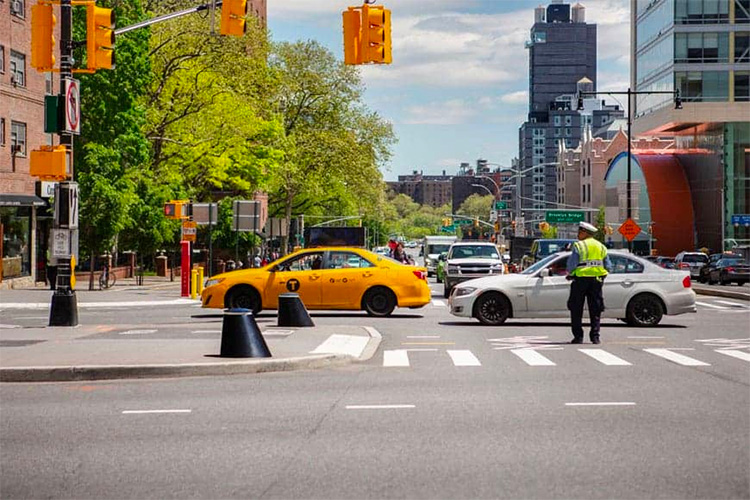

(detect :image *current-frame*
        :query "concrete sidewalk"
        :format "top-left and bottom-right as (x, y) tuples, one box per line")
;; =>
(0, 282), (382, 383)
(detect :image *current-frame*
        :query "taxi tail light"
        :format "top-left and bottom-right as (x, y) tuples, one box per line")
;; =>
(413, 270), (427, 281)
(682, 276), (691, 288)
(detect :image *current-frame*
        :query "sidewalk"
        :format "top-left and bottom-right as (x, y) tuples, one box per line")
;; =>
(0, 280), (382, 383)
(692, 284), (750, 301)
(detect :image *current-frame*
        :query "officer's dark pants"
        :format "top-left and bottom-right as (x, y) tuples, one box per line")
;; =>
(47, 265), (58, 291)
(568, 277), (605, 340)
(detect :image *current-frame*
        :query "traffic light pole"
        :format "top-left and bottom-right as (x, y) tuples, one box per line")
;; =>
(49, 0), (78, 326)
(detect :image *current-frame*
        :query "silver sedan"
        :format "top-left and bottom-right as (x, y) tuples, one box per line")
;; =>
(448, 251), (696, 327)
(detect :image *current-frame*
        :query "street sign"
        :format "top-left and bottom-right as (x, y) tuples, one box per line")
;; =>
(730, 214), (750, 226)
(181, 221), (197, 242)
(440, 224), (456, 233)
(52, 229), (70, 257)
(618, 218), (641, 241)
(232, 200), (261, 233)
(515, 217), (524, 237)
(54, 182), (78, 229)
(489, 210), (498, 222)
(545, 210), (584, 223)
(494, 201), (507, 210)
(63, 78), (80, 135)
(192, 203), (218, 226)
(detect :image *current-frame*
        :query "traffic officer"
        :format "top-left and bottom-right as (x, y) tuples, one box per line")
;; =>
(566, 221), (610, 344)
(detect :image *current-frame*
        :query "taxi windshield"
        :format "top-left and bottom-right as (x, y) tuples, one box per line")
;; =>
(521, 253), (562, 275)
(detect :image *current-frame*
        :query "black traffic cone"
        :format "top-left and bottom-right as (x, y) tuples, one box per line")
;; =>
(220, 308), (271, 358)
(277, 293), (315, 327)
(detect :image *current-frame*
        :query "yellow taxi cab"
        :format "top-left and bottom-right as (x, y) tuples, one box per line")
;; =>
(201, 247), (431, 316)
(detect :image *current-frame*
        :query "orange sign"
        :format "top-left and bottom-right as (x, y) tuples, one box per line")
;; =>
(618, 218), (641, 242)
(181, 221), (197, 242)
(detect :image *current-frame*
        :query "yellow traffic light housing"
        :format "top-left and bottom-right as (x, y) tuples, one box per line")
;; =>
(361, 4), (391, 64)
(343, 8), (361, 65)
(86, 4), (115, 70)
(220, 0), (247, 37)
(30, 146), (69, 181)
(31, 4), (56, 71)
(164, 200), (191, 220)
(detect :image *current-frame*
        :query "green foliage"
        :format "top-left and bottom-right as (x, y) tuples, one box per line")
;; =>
(594, 205), (607, 243)
(541, 225), (559, 239)
(457, 194), (493, 220)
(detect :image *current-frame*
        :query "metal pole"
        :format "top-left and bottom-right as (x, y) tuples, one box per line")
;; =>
(208, 203), (213, 277)
(627, 88), (633, 253)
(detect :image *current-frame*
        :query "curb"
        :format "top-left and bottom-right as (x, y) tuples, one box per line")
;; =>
(693, 285), (750, 302)
(0, 354), (352, 383)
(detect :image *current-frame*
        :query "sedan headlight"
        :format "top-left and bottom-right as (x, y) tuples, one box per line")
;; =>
(490, 264), (503, 273)
(454, 287), (477, 297)
(204, 278), (225, 288)
(425, 258), (433, 265)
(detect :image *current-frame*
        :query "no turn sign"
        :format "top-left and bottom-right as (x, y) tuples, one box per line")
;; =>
(63, 78), (80, 135)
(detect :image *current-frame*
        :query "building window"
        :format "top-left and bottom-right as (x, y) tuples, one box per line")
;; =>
(0, 118), (5, 146)
(676, 71), (729, 101)
(10, 121), (26, 156)
(736, 33), (750, 62)
(554, 115), (561, 126)
(10, 0), (25, 18)
(45, 72), (54, 94)
(737, 0), (750, 23)
(676, 0), (729, 24)
(735, 72), (750, 101)
(565, 115), (573, 126)
(675, 32), (729, 63)
(9, 51), (25, 87)
(533, 31), (547, 43)
(0, 45), (5, 73)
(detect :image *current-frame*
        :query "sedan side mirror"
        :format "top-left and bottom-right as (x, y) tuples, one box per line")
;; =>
(539, 269), (551, 278)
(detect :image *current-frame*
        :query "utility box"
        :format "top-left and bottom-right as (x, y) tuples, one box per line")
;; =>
(155, 255), (168, 277)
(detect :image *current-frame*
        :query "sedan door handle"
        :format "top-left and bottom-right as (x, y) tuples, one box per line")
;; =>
(622, 280), (634, 287)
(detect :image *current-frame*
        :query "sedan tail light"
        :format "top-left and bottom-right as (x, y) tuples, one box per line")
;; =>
(682, 276), (691, 288)
(413, 270), (427, 281)
(679, 263), (690, 269)
(726, 267), (735, 273)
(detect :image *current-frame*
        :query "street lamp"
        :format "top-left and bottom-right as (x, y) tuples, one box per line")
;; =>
(471, 183), (495, 198)
(578, 88), (681, 252)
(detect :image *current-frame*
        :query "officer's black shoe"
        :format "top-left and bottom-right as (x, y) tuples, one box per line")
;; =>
(590, 336), (601, 344)
(570, 337), (583, 344)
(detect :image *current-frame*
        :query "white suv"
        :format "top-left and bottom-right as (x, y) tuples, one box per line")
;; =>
(443, 241), (505, 298)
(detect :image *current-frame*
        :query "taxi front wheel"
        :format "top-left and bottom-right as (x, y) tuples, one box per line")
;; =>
(226, 285), (262, 315)
(363, 287), (396, 317)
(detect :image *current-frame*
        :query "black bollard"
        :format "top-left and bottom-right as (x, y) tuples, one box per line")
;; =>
(220, 308), (272, 358)
(49, 290), (79, 327)
(277, 293), (315, 327)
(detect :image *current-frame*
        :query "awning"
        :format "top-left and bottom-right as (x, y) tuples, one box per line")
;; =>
(0, 194), (47, 207)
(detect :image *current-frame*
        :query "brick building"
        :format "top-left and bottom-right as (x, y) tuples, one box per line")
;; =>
(388, 170), (453, 208)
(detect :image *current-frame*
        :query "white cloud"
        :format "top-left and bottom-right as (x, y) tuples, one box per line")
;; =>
(403, 99), (477, 125)
(268, 0), (484, 20)
(500, 90), (528, 105)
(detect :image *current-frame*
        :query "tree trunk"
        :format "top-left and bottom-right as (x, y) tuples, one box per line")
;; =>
(88, 253), (95, 291)
(281, 190), (294, 256)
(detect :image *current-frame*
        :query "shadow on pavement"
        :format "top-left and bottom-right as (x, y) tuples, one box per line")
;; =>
(439, 321), (687, 329)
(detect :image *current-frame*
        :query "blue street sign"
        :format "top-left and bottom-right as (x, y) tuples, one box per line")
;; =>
(731, 214), (750, 226)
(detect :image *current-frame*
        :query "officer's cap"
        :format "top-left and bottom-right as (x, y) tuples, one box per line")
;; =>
(578, 222), (598, 234)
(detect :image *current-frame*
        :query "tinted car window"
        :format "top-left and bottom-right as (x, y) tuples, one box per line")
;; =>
(449, 246), (499, 259)
(681, 254), (708, 263)
(277, 252), (324, 272)
(609, 255), (644, 274)
(718, 259), (745, 266)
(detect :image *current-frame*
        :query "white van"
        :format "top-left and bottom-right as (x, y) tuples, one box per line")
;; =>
(421, 235), (458, 276)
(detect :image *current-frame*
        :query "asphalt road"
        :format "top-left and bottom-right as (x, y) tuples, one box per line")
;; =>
(2, 278), (749, 499)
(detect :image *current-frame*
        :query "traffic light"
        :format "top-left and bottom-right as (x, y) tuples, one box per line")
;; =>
(86, 4), (115, 70)
(30, 146), (68, 180)
(360, 4), (391, 64)
(576, 93), (584, 111)
(164, 200), (191, 219)
(674, 89), (682, 109)
(164, 202), (178, 219)
(474, 218), (479, 228)
(494, 222), (500, 232)
(220, 0), (247, 37)
(343, 8), (361, 65)
(31, 4), (56, 71)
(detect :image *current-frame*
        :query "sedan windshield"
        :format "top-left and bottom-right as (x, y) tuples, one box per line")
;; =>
(521, 253), (561, 275)
(449, 246), (499, 259)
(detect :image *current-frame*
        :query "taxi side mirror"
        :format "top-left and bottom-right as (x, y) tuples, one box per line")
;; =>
(539, 269), (551, 278)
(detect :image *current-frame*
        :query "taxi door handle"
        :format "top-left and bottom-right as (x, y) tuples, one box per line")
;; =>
(362, 272), (373, 277)
(309, 274), (321, 280)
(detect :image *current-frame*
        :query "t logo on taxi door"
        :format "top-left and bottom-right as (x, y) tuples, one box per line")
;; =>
(286, 279), (301, 292)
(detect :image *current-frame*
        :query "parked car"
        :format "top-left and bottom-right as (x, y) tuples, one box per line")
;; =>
(674, 251), (709, 278)
(706, 258), (750, 286)
(654, 256), (675, 269)
(448, 251), (696, 327)
(443, 241), (505, 298)
(698, 253), (739, 283)
(520, 239), (576, 270)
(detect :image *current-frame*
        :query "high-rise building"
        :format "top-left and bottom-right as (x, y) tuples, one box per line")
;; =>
(631, 0), (750, 251)
(517, 1), (600, 220)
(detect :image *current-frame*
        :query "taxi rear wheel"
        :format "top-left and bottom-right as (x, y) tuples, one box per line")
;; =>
(363, 287), (396, 317)
(225, 285), (262, 315)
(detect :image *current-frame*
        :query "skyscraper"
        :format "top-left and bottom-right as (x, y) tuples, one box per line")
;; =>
(517, 1), (599, 219)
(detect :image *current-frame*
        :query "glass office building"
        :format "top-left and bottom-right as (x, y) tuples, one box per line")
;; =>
(632, 0), (750, 250)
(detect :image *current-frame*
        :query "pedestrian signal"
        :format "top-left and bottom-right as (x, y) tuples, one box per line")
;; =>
(164, 203), (178, 218)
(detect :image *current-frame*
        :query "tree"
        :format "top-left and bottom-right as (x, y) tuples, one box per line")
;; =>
(594, 205), (607, 243)
(457, 194), (493, 220)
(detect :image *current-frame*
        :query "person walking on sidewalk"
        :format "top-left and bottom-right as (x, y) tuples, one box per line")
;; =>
(566, 222), (611, 344)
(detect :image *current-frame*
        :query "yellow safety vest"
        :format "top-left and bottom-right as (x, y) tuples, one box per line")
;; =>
(571, 237), (608, 278)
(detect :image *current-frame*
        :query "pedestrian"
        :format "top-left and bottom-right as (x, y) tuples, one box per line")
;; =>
(393, 242), (409, 264)
(566, 221), (611, 344)
(253, 254), (262, 268)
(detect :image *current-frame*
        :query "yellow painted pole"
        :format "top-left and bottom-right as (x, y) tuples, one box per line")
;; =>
(191, 269), (197, 299)
(198, 266), (204, 295)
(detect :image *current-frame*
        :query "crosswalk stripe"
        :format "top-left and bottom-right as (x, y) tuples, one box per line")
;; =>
(447, 350), (481, 366)
(715, 349), (750, 363)
(511, 349), (556, 366)
(714, 300), (747, 308)
(579, 349), (632, 366)
(431, 300), (446, 307)
(696, 301), (729, 310)
(383, 349), (410, 367)
(644, 349), (710, 366)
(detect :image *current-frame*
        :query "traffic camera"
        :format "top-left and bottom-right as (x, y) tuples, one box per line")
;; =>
(31, 4), (56, 71)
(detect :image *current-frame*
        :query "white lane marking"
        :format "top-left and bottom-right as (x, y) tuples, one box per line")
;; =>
(579, 349), (632, 366)
(346, 405), (415, 410)
(405, 348), (439, 352)
(0, 299), (197, 310)
(431, 300), (446, 307)
(447, 350), (481, 367)
(644, 349), (710, 366)
(119, 329), (157, 335)
(511, 349), (556, 366)
(696, 301), (729, 310)
(715, 300), (747, 308)
(0, 324), (21, 329)
(122, 409), (192, 414)
(191, 330), (221, 334)
(407, 336), (441, 339)
(310, 334), (369, 357)
(383, 349), (410, 367)
(628, 336), (665, 339)
(715, 350), (750, 363)
(363, 326), (382, 340)
(565, 402), (636, 407)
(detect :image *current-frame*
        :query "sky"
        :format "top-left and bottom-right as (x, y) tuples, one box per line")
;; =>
(267, 0), (631, 181)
